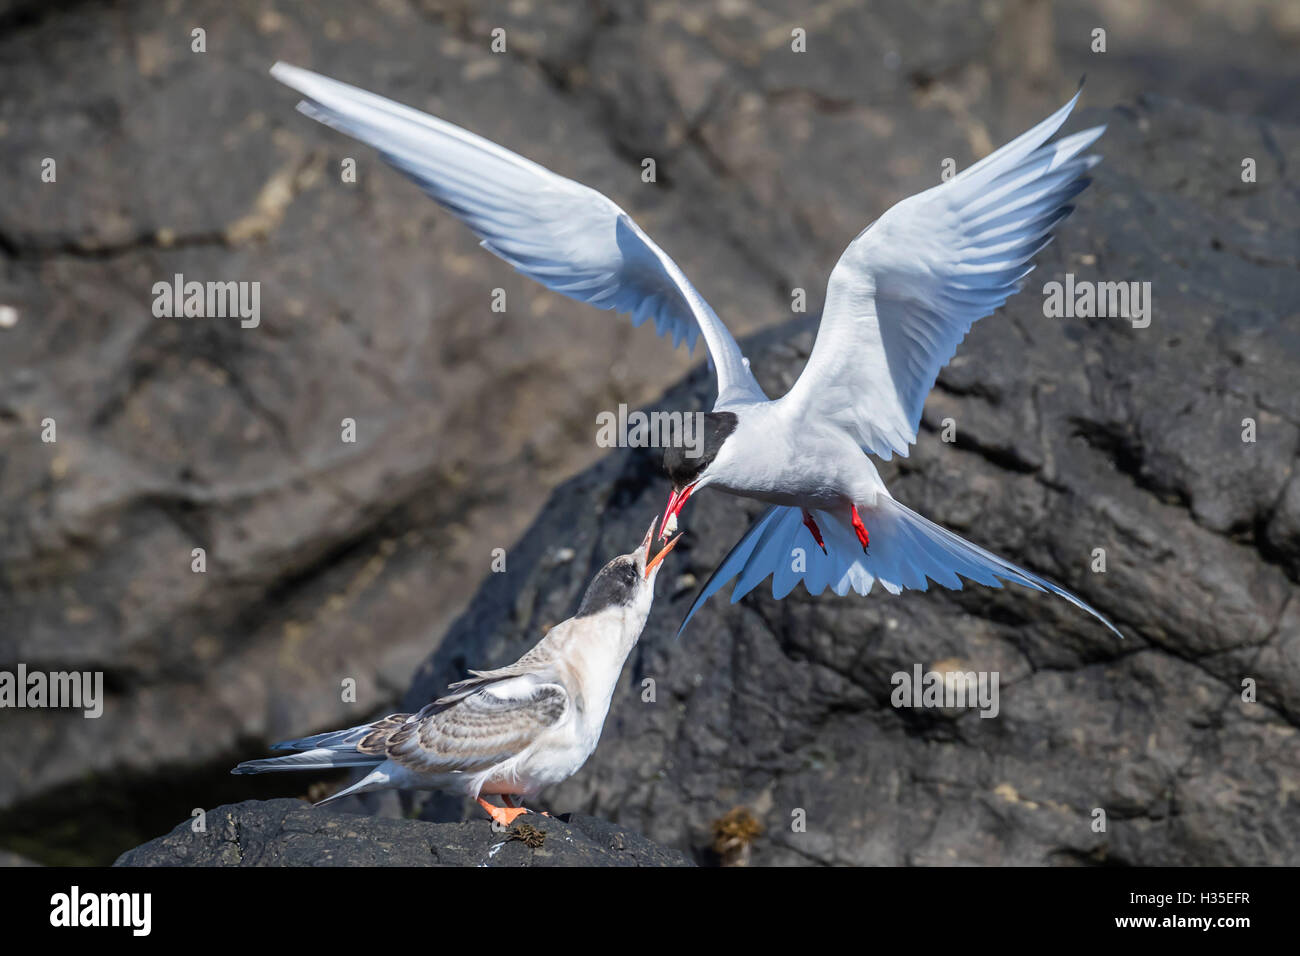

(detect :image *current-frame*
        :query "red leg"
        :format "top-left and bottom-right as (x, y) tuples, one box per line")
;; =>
(502, 795), (517, 808)
(802, 510), (828, 554)
(850, 504), (870, 553)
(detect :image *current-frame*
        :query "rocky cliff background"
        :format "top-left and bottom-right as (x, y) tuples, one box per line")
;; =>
(1, 0), (1297, 864)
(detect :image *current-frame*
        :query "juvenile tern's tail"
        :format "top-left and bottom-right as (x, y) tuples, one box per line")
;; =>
(231, 715), (410, 805)
(230, 750), (383, 774)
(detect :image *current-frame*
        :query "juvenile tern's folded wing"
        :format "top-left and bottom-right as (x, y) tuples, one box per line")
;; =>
(779, 87), (1103, 458)
(385, 675), (569, 775)
(270, 62), (765, 407)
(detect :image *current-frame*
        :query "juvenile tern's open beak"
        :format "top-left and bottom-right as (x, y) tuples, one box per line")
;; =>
(639, 517), (659, 556)
(645, 530), (683, 579)
(659, 482), (697, 540)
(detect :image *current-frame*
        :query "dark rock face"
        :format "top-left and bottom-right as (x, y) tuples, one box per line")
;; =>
(2, 0), (1297, 865)
(405, 95), (1300, 865)
(114, 799), (692, 867)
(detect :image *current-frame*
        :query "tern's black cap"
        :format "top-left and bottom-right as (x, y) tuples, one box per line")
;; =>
(662, 411), (737, 488)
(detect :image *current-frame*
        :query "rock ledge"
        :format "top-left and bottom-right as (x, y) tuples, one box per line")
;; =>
(114, 798), (694, 867)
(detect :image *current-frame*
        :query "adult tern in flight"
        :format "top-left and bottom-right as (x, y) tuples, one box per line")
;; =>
(270, 63), (1119, 638)
(233, 520), (682, 825)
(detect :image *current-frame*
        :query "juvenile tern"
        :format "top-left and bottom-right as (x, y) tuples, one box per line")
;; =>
(269, 63), (1118, 638)
(233, 520), (681, 825)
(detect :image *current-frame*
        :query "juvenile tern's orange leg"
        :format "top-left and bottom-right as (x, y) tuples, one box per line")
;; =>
(476, 796), (528, 826)
(510, 795), (551, 817)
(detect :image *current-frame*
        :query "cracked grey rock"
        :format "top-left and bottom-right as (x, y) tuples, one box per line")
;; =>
(113, 798), (693, 867)
(1, 0), (1297, 867)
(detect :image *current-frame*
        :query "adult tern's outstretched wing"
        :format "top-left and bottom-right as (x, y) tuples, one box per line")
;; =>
(778, 88), (1104, 458)
(271, 63), (765, 407)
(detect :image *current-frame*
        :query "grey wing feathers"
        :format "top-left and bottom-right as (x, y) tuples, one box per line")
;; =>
(271, 713), (412, 752)
(435, 650), (552, 704)
(387, 677), (570, 774)
(242, 656), (568, 777)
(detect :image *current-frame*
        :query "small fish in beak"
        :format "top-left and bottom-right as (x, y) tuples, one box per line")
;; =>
(659, 481), (698, 540)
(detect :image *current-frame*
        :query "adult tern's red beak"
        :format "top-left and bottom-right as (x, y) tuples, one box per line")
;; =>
(659, 482), (698, 540)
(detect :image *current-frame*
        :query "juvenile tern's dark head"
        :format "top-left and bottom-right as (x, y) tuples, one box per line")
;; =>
(575, 517), (682, 618)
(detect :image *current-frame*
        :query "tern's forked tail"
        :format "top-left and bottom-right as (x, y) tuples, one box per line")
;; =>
(677, 497), (1122, 638)
(231, 718), (401, 805)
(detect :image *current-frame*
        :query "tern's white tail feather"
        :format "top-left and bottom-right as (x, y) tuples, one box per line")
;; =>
(679, 498), (1121, 638)
(311, 767), (394, 807)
